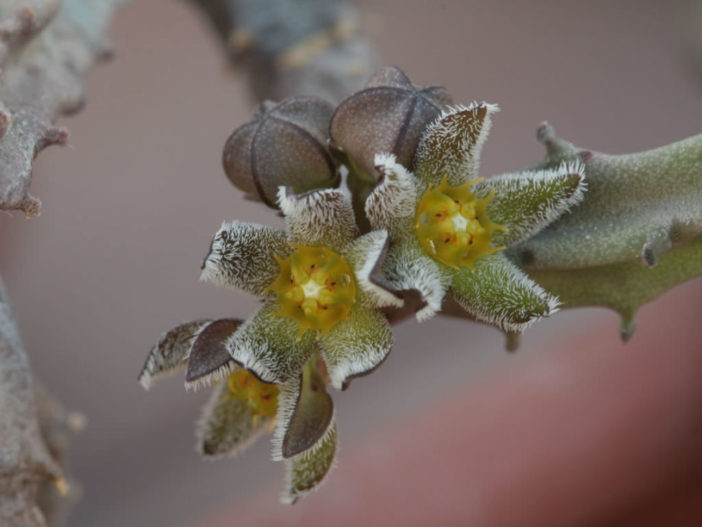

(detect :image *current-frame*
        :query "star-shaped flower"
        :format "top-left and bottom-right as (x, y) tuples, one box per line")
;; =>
(362, 103), (587, 331)
(199, 177), (402, 389)
(139, 318), (340, 504)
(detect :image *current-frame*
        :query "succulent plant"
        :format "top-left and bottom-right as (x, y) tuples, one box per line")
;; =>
(141, 66), (702, 504)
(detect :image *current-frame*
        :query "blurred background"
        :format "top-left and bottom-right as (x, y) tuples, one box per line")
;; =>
(1, 0), (701, 525)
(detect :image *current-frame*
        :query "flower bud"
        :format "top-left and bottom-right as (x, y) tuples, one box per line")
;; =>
(329, 66), (452, 180)
(223, 96), (337, 208)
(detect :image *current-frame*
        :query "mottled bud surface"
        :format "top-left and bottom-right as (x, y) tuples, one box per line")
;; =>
(223, 96), (337, 207)
(329, 66), (452, 179)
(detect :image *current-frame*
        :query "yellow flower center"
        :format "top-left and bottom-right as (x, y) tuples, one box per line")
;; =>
(227, 369), (279, 417)
(267, 245), (356, 337)
(415, 177), (507, 269)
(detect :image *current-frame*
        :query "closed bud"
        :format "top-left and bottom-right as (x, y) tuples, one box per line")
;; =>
(329, 66), (452, 180)
(223, 96), (337, 208)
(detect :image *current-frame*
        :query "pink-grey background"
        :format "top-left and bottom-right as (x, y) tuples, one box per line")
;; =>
(1, 1), (701, 526)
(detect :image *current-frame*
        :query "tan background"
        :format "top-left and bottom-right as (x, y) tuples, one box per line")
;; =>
(1, 1), (701, 526)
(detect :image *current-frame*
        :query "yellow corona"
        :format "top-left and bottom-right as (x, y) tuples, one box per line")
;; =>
(227, 369), (279, 417)
(415, 177), (507, 269)
(267, 245), (356, 337)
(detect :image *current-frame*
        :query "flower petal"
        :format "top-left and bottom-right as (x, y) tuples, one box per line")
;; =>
(450, 253), (560, 332)
(185, 319), (243, 390)
(271, 363), (337, 504)
(138, 320), (211, 390)
(200, 221), (290, 296)
(383, 239), (453, 322)
(228, 301), (316, 384)
(342, 229), (403, 309)
(196, 379), (271, 458)
(277, 183), (359, 251)
(282, 416), (337, 504)
(415, 103), (500, 187)
(319, 304), (393, 390)
(272, 361), (334, 460)
(476, 161), (587, 246)
(365, 153), (419, 239)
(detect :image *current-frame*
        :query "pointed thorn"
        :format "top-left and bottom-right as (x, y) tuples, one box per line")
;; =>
(620, 317), (637, 343)
(20, 195), (41, 218)
(641, 243), (657, 268)
(36, 126), (69, 152)
(536, 121), (555, 144)
(577, 149), (594, 163)
(641, 234), (672, 268)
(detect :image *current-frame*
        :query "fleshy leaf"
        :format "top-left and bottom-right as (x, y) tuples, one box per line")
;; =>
(450, 253), (559, 332)
(415, 103), (500, 187)
(200, 221), (290, 296)
(365, 153), (418, 239)
(272, 360), (333, 461)
(282, 416), (337, 504)
(475, 161), (586, 247)
(185, 319), (243, 390)
(228, 301), (316, 384)
(319, 304), (393, 390)
(342, 229), (403, 309)
(196, 380), (271, 458)
(383, 238), (452, 322)
(278, 184), (359, 251)
(138, 320), (211, 390)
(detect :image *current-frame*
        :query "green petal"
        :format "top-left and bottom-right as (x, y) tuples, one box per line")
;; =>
(365, 153), (418, 240)
(342, 230), (403, 309)
(200, 221), (290, 296)
(319, 304), (393, 390)
(196, 379), (270, 458)
(139, 319), (211, 390)
(475, 162), (586, 246)
(450, 253), (559, 332)
(415, 103), (500, 187)
(383, 238), (453, 321)
(185, 319), (243, 390)
(229, 301), (316, 384)
(278, 185), (359, 251)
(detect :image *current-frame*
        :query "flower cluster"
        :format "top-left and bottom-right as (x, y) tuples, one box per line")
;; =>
(139, 66), (586, 503)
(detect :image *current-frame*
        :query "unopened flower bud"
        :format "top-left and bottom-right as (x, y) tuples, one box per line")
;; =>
(223, 96), (337, 208)
(329, 66), (452, 180)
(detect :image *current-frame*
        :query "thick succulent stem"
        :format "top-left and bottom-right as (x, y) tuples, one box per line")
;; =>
(512, 125), (702, 339)
(0, 275), (58, 526)
(0, 0), (127, 216)
(187, 0), (378, 103)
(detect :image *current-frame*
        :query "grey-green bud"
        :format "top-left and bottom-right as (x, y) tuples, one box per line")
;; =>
(329, 66), (452, 180)
(223, 96), (337, 208)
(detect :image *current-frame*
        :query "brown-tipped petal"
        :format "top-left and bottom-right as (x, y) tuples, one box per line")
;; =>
(272, 361), (334, 460)
(415, 103), (499, 187)
(330, 66), (451, 180)
(138, 320), (212, 390)
(223, 96), (337, 207)
(185, 319), (243, 390)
